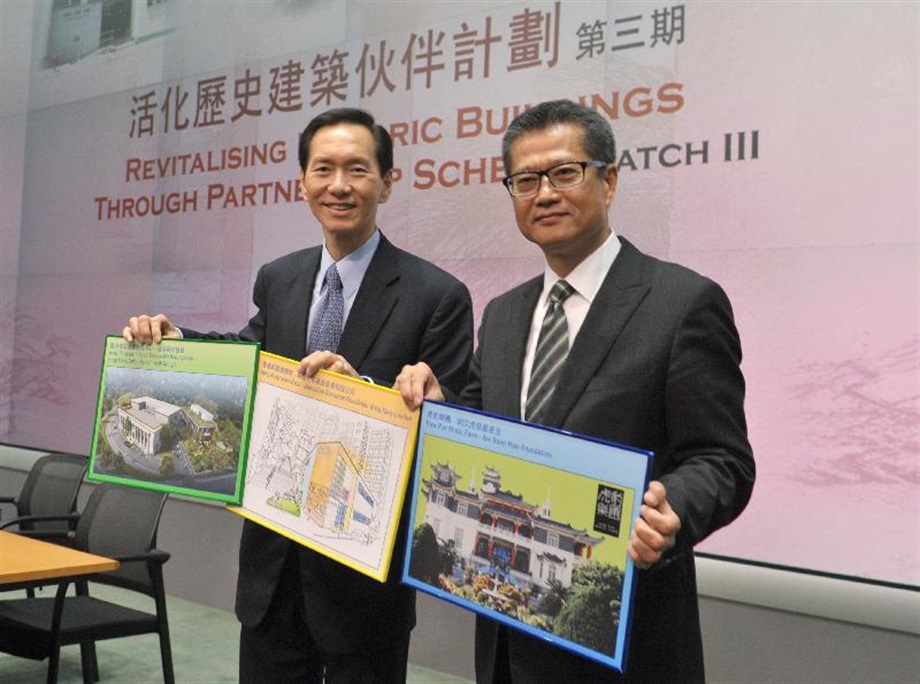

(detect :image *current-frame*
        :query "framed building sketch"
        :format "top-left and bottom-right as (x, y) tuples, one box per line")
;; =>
(402, 400), (653, 674)
(228, 353), (420, 582)
(89, 336), (259, 504)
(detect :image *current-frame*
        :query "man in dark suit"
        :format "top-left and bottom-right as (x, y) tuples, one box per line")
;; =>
(394, 100), (755, 682)
(124, 108), (474, 683)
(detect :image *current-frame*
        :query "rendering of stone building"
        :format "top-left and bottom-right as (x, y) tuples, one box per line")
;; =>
(421, 463), (604, 590)
(117, 396), (217, 456)
(117, 396), (184, 456)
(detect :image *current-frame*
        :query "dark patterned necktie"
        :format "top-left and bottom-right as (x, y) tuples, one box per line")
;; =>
(306, 262), (344, 354)
(525, 280), (576, 423)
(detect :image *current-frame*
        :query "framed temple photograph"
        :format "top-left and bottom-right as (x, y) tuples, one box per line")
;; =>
(229, 353), (420, 582)
(88, 336), (260, 504)
(402, 400), (653, 674)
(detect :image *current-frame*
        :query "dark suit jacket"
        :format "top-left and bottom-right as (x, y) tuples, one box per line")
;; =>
(184, 233), (473, 653)
(463, 238), (755, 683)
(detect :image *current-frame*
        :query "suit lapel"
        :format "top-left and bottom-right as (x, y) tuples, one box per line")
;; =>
(493, 279), (542, 418)
(546, 239), (650, 428)
(286, 248), (321, 359)
(336, 234), (400, 369)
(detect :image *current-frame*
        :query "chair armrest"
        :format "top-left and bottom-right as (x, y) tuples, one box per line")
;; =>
(112, 548), (172, 566)
(147, 548), (171, 564)
(16, 529), (76, 544)
(0, 512), (80, 531)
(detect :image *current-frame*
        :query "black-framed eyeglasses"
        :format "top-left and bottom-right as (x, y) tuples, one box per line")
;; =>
(502, 160), (608, 198)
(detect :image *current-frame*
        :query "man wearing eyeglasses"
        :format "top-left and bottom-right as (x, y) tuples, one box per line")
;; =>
(391, 100), (755, 682)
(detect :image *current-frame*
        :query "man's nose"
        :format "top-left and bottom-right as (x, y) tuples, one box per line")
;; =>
(329, 170), (351, 193)
(534, 175), (561, 202)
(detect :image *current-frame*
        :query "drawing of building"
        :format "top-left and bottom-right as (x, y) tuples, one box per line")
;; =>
(44, 0), (175, 69)
(118, 396), (184, 456)
(362, 428), (393, 502)
(117, 396), (218, 456)
(306, 442), (375, 534)
(421, 463), (604, 590)
(185, 403), (217, 442)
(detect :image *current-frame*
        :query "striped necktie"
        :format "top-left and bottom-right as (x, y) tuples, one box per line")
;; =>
(306, 262), (344, 354)
(525, 280), (576, 424)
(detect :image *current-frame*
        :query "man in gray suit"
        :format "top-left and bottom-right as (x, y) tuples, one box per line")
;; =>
(394, 100), (755, 682)
(125, 108), (473, 683)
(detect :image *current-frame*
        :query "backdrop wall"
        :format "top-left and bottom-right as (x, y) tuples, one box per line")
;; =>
(1, 1), (917, 591)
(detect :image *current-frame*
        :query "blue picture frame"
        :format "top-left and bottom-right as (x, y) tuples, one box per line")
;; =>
(402, 400), (653, 674)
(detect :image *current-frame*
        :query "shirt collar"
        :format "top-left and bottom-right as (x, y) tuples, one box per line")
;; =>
(318, 229), (381, 300)
(541, 230), (621, 304)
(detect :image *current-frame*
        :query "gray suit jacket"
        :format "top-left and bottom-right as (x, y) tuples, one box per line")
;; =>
(184, 233), (474, 652)
(465, 238), (754, 682)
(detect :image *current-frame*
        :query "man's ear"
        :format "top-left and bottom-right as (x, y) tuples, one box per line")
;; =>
(604, 163), (618, 208)
(379, 170), (394, 204)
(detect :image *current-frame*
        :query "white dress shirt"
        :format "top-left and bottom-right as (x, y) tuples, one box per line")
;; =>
(307, 229), (381, 340)
(519, 231), (622, 419)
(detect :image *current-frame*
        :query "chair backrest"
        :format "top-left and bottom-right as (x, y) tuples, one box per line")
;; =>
(16, 453), (87, 533)
(73, 484), (168, 596)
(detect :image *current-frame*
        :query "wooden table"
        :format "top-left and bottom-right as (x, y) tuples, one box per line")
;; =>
(0, 530), (119, 586)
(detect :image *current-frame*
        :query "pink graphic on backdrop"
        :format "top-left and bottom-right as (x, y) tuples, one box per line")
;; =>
(6, 313), (75, 433)
(791, 337), (919, 490)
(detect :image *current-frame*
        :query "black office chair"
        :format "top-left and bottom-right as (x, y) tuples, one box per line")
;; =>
(0, 452), (87, 539)
(0, 484), (175, 684)
(1, 452), (87, 600)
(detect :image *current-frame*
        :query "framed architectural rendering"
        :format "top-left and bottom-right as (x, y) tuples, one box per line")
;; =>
(89, 336), (259, 504)
(402, 400), (653, 674)
(228, 353), (420, 582)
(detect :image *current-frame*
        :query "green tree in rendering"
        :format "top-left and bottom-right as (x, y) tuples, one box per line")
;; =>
(217, 418), (241, 457)
(554, 561), (623, 654)
(538, 578), (569, 617)
(438, 538), (460, 576)
(410, 523), (440, 584)
(159, 424), (172, 448)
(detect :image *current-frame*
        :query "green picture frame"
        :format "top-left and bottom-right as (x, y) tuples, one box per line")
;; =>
(88, 336), (260, 504)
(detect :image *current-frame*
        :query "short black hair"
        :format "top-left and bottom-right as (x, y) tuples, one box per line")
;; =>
(298, 108), (393, 175)
(502, 100), (616, 172)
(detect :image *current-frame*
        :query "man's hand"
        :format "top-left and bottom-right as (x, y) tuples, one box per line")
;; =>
(393, 362), (445, 409)
(627, 480), (680, 570)
(298, 351), (358, 379)
(124, 314), (180, 344)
